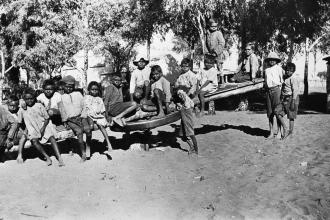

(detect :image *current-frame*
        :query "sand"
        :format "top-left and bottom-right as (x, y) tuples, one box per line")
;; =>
(1, 107), (330, 220)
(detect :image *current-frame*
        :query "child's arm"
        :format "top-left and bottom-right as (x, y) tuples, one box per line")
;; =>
(290, 77), (300, 111)
(6, 114), (19, 149)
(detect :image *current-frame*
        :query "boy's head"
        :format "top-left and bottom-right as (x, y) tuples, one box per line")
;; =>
(7, 95), (19, 113)
(150, 65), (163, 82)
(57, 81), (66, 95)
(42, 79), (56, 98)
(180, 58), (191, 74)
(133, 58), (149, 70)
(87, 81), (101, 97)
(111, 74), (122, 88)
(23, 88), (36, 107)
(284, 62), (296, 77)
(61, 75), (76, 94)
(265, 52), (281, 67)
(245, 44), (253, 56)
(204, 55), (215, 70)
(208, 20), (218, 32)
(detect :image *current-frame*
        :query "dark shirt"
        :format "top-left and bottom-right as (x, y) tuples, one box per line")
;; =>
(103, 83), (123, 111)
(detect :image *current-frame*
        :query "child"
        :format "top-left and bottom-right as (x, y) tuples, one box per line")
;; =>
(58, 75), (91, 161)
(196, 55), (219, 116)
(17, 88), (64, 166)
(264, 52), (286, 139)
(37, 79), (62, 125)
(56, 80), (66, 95)
(275, 62), (299, 138)
(81, 81), (112, 154)
(176, 89), (198, 155)
(141, 65), (172, 118)
(130, 57), (151, 102)
(104, 74), (138, 127)
(175, 58), (198, 99)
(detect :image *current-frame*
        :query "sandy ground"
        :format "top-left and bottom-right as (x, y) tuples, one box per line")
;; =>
(1, 98), (330, 220)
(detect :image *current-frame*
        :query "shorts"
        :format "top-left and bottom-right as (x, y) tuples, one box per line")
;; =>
(67, 116), (91, 136)
(179, 108), (195, 137)
(109, 102), (136, 117)
(266, 86), (281, 118)
(275, 95), (299, 119)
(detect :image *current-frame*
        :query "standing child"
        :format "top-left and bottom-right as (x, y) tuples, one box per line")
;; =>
(275, 62), (299, 138)
(104, 74), (139, 127)
(82, 81), (112, 154)
(175, 58), (198, 99)
(58, 75), (91, 161)
(141, 65), (172, 118)
(17, 88), (64, 166)
(176, 89), (198, 155)
(264, 52), (287, 139)
(196, 55), (219, 116)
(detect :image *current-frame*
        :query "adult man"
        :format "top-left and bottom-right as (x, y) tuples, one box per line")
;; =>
(205, 20), (226, 84)
(230, 44), (260, 83)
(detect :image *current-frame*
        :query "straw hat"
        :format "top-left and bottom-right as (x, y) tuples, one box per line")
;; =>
(265, 52), (281, 63)
(61, 75), (76, 85)
(133, 57), (149, 66)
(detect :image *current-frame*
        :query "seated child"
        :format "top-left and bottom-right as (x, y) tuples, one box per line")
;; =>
(17, 88), (64, 166)
(196, 55), (219, 116)
(175, 89), (198, 155)
(58, 75), (91, 161)
(37, 79), (62, 125)
(130, 58), (151, 102)
(175, 58), (198, 100)
(104, 74), (138, 127)
(275, 62), (299, 138)
(81, 81), (112, 154)
(56, 80), (66, 95)
(5, 95), (27, 163)
(141, 65), (172, 118)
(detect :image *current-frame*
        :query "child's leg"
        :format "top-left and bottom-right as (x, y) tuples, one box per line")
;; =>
(276, 114), (288, 139)
(77, 133), (87, 162)
(267, 114), (275, 138)
(198, 91), (206, 115)
(98, 124), (112, 151)
(289, 119), (294, 134)
(16, 134), (27, 164)
(49, 136), (65, 166)
(113, 102), (138, 126)
(31, 139), (52, 166)
(153, 88), (165, 117)
(85, 130), (92, 160)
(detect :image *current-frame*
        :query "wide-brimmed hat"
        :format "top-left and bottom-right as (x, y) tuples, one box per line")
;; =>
(265, 52), (281, 63)
(133, 57), (149, 66)
(61, 75), (76, 85)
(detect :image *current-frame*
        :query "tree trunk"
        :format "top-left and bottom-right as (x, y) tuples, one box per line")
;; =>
(196, 11), (205, 55)
(313, 49), (317, 79)
(287, 41), (294, 62)
(83, 49), (88, 88)
(326, 60), (330, 113)
(303, 38), (309, 98)
(147, 37), (151, 60)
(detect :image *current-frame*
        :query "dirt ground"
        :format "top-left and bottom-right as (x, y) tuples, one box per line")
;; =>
(1, 93), (330, 220)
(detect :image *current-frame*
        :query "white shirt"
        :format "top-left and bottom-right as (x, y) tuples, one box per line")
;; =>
(37, 92), (62, 110)
(175, 70), (198, 96)
(129, 67), (151, 93)
(265, 64), (283, 88)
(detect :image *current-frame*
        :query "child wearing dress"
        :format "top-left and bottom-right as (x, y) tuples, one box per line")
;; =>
(18, 88), (64, 166)
(82, 81), (112, 154)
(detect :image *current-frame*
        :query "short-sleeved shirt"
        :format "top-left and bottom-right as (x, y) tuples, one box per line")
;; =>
(37, 92), (62, 110)
(81, 95), (106, 119)
(0, 105), (18, 140)
(17, 103), (57, 142)
(151, 77), (172, 103)
(175, 70), (198, 96)
(282, 75), (300, 99)
(59, 91), (84, 121)
(103, 83), (124, 111)
(206, 30), (225, 56)
(198, 67), (218, 87)
(265, 65), (284, 88)
(130, 67), (151, 93)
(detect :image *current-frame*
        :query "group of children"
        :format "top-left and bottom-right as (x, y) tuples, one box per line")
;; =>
(0, 55), (223, 165)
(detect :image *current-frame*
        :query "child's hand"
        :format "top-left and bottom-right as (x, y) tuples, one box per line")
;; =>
(6, 139), (14, 149)
(48, 109), (54, 116)
(63, 122), (69, 129)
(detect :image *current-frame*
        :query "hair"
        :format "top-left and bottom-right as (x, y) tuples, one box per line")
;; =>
(7, 95), (19, 102)
(23, 87), (36, 98)
(111, 73), (122, 80)
(87, 81), (101, 96)
(150, 65), (163, 75)
(181, 58), (191, 66)
(204, 54), (215, 64)
(42, 79), (56, 90)
(285, 62), (296, 72)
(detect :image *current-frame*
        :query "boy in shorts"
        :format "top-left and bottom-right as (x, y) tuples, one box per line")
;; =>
(275, 62), (299, 138)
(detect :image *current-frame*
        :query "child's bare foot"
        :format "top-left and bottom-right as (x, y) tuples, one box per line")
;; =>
(153, 111), (165, 119)
(281, 130), (290, 140)
(58, 158), (65, 167)
(46, 158), (52, 166)
(80, 154), (87, 163)
(16, 156), (24, 164)
(104, 150), (112, 160)
(86, 146), (91, 159)
(113, 117), (124, 127)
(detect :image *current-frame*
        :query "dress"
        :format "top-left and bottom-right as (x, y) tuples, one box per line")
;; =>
(17, 103), (57, 143)
(81, 95), (108, 127)
(37, 92), (62, 110)
(206, 30), (226, 73)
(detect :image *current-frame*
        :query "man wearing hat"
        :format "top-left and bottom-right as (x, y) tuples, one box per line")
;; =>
(205, 19), (226, 84)
(130, 57), (151, 101)
(264, 51), (286, 139)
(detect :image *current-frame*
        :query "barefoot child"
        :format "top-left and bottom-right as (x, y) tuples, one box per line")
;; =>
(104, 74), (139, 127)
(17, 88), (64, 166)
(175, 58), (198, 99)
(264, 52), (287, 139)
(130, 57), (151, 102)
(81, 81), (112, 154)
(196, 55), (218, 116)
(275, 62), (299, 138)
(141, 65), (172, 118)
(58, 75), (91, 161)
(176, 89), (198, 155)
